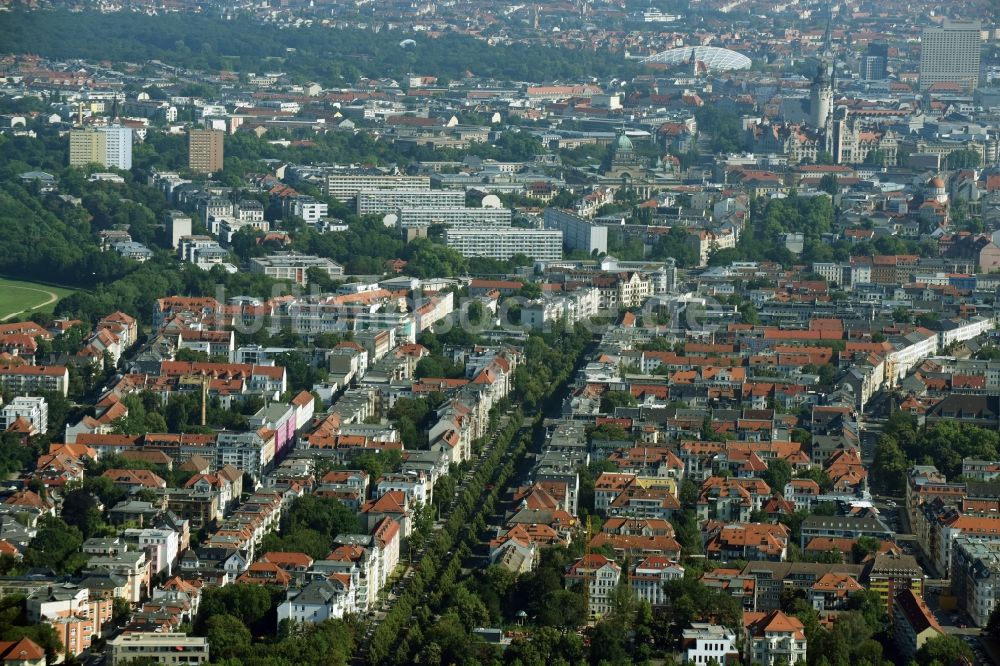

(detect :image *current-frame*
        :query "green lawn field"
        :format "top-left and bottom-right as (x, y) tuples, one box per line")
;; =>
(0, 278), (76, 322)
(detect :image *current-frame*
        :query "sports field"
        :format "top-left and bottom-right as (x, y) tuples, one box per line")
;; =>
(0, 278), (76, 322)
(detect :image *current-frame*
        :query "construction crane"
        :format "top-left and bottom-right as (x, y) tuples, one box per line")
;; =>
(179, 374), (211, 426)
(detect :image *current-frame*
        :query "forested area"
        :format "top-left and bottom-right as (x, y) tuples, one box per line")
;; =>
(871, 411), (1000, 494)
(2, 10), (637, 85)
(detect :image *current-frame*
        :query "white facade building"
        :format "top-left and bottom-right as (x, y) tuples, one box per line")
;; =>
(443, 228), (562, 261)
(250, 252), (345, 286)
(543, 207), (608, 254)
(396, 207), (512, 229)
(920, 20), (982, 92)
(0, 396), (48, 434)
(356, 189), (465, 216)
(326, 174), (430, 202)
(288, 196), (329, 223)
(682, 623), (739, 665)
(100, 126), (133, 170)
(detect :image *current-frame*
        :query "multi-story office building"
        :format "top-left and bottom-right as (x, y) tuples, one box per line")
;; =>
(396, 207), (512, 229)
(356, 188), (461, 215)
(860, 42), (889, 80)
(188, 128), (225, 173)
(326, 174), (430, 203)
(919, 20), (982, 92)
(250, 252), (345, 286)
(443, 228), (562, 261)
(543, 207), (608, 254)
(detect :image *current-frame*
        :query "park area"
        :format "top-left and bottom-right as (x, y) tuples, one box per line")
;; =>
(0, 278), (75, 321)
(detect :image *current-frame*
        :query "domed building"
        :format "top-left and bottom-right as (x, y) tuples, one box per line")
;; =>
(601, 130), (652, 195)
(927, 176), (948, 204)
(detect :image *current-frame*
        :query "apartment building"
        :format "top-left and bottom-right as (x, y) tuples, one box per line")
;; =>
(69, 128), (105, 166)
(629, 556), (684, 606)
(742, 610), (807, 666)
(951, 536), (1000, 627)
(188, 129), (224, 173)
(396, 206), (512, 229)
(565, 554), (622, 618)
(286, 196), (329, 223)
(799, 515), (894, 548)
(543, 207), (608, 254)
(356, 188), (463, 215)
(27, 584), (112, 659)
(443, 228), (562, 261)
(69, 126), (132, 169)
(862, 553), (924, 614)
(0, 396), (48, 434)
(0, 366), (69, 397)
(326, 173), (430, 202)
(521, 288), (600, 330)
(893, 589), (944, 662)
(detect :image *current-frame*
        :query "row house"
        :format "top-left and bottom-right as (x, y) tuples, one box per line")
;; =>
(184, 464), (243, 515)
(200, 491), (283, 573)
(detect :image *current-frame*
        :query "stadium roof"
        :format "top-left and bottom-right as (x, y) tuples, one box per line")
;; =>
(641, 46), (752, 71)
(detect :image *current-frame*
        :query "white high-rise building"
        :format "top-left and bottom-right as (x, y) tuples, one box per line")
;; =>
(919, 20), (982, 92)
(100, 126), (133, 170)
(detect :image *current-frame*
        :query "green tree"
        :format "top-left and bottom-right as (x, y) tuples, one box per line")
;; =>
(870, 434), (908, 494)
(763, 459), (792, 493)
(818, 174), (838, 195)
(600, 390), (637, 415)
(23, 516), (85, 573)
(915, 634), (973, 665)
(195, 584), (273, 634)
(205, 614), (252, 661)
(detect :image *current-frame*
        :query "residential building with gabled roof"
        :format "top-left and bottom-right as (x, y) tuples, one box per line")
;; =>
(742, 610), (807, 666)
